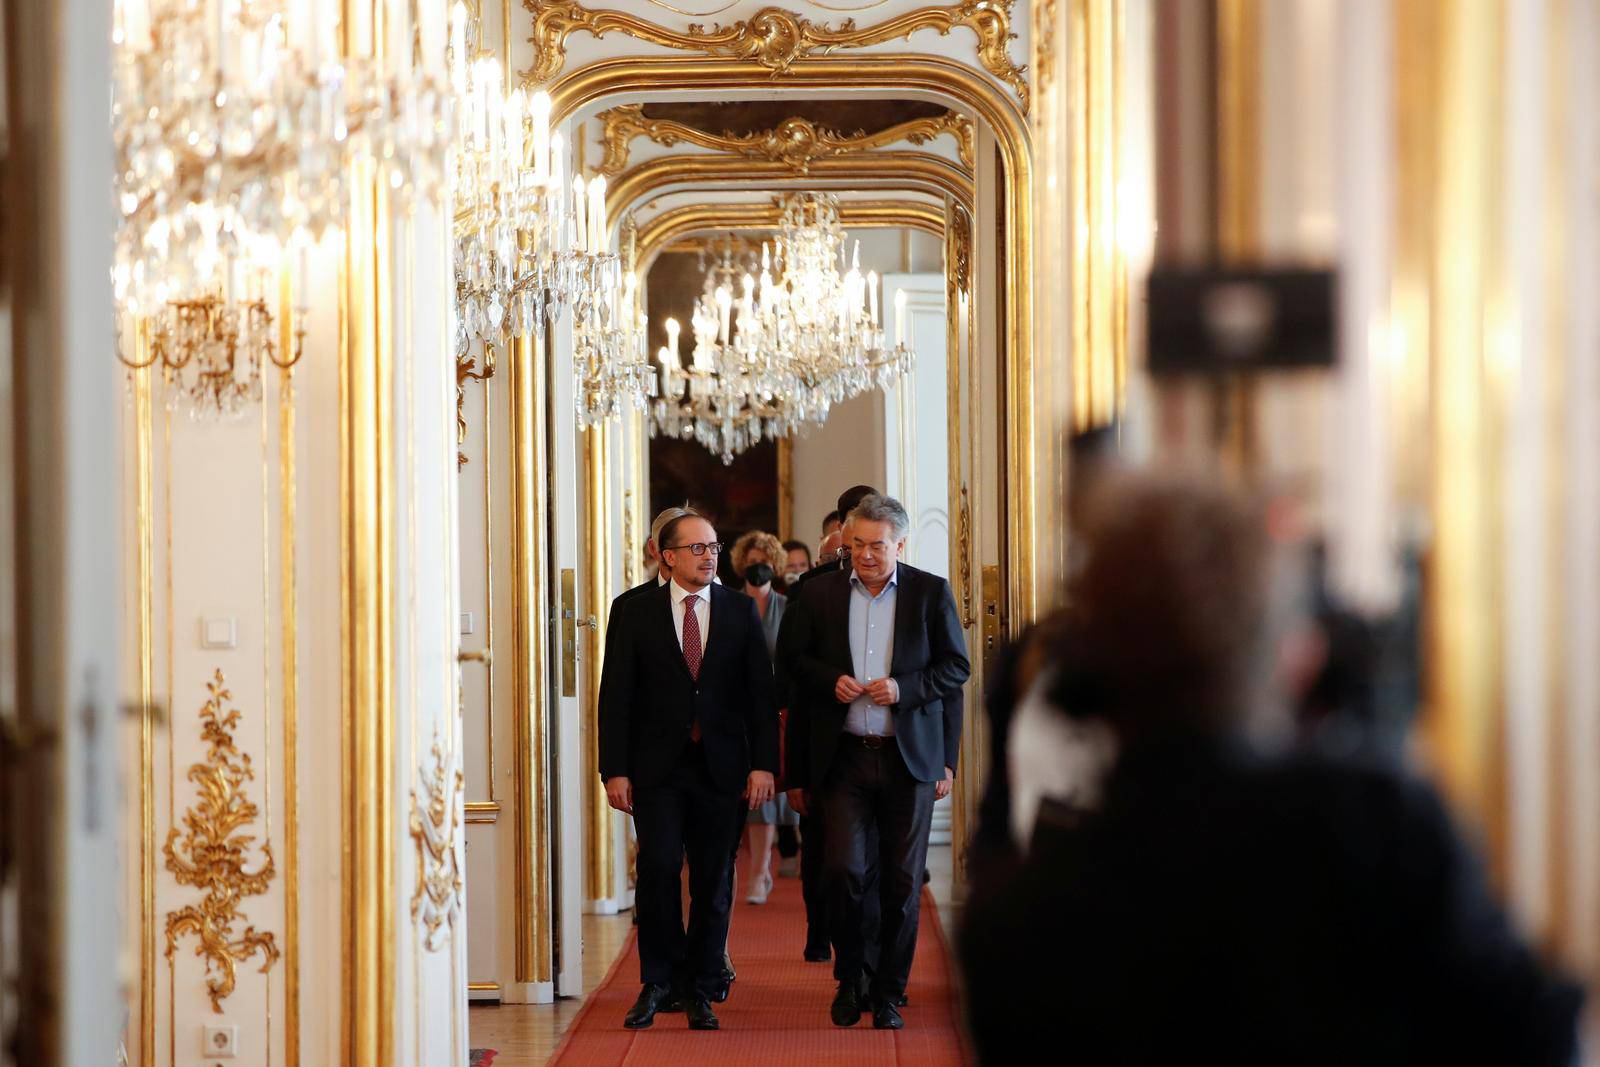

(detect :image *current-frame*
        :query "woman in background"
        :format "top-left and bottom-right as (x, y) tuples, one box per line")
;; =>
(729, 530), (797, 903)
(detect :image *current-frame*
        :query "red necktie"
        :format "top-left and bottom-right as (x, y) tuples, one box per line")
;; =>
(683, 594), (703, 741)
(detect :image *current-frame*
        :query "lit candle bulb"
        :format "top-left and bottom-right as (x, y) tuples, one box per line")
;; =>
(894, 289), (908, 347)
(666, 317), (680, 363)
(571, 175), (587, 252)
(530, 91), (551, 183)
(588, 175), (608, 252)
(717, 286), (732, 344)
(868, 270), (879, 326)
(505, 90), (525, 172)
(449, 3), (467, 91)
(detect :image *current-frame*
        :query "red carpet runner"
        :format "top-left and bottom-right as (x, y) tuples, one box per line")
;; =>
(548, 859), (972, 1066)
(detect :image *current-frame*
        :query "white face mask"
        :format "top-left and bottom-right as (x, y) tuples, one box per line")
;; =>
(782, 571), (801, 586)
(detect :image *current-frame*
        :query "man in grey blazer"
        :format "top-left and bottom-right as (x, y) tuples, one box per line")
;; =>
(781, 495), (970, 1031)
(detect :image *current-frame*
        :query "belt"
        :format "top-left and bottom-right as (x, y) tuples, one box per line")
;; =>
(845, 733), (893, 750)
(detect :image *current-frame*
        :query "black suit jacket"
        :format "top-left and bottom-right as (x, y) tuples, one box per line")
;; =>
(598, 580), (779, 793)
(779, 562), (970, 788)
(789, 555), (844, 595)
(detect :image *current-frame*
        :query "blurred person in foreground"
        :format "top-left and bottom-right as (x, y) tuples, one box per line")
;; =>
(958, 473), (1583, 1066)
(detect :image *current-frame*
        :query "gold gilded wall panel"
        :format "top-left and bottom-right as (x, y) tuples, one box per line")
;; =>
(163, 669), (281, 1014)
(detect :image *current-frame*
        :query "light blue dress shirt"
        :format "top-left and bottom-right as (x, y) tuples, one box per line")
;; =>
(845, 566), (899, 737)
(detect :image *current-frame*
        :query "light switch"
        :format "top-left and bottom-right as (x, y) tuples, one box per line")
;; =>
(460, 612), (476, 635)
(201, 617), (237, 650)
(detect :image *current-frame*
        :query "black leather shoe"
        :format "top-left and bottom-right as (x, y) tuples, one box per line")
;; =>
(624, 983), (675, 1029)
(686, 996), (720, 1031)
(721, 952), (736, 982)
(830, 981), (864, 1027)
(712, 977), (732, 1003)
(658, 985), (686, 1013)
(873, 998), (904, 1030)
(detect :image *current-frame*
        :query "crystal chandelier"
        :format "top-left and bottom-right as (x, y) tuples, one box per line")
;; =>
(652, 195), (915, 462)
(446, 2), (647, 428)
(113, 0), (452, 418)
(653, 245), (790, 464)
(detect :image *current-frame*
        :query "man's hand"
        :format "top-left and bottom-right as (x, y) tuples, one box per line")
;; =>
(787, 787), (809, 816)
(935, 766), (955, 801)
(834, 674), (866, 703)
(746, 770), (776, 810)
(604, 776), (633, 814)
(865, 677), (899, 706)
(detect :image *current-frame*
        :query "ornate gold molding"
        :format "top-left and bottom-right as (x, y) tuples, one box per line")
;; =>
(456, 347), (497, 469)
(1033, 0), (1060, 94)
(409, 733), (465, 951)
(949, 198), (973, 295)
(163, 669), (280, 1013)
(597, 104), (975, 175)
(523, 0), (1029, 112)
(957, 483), (973, 626)
(608, 151), (973, 220)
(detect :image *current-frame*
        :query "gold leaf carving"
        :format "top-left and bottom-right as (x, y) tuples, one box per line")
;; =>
(409, 732), (464, 951)
(524, 0), (1029, 114)
(456, 346), (497, 469)
(950, 199), (973, 296)
(164, 669), (279, 1013)
(1033, 0), (1059, 95)
(958, 483), (974, 626)
(597, 104), (974, 175)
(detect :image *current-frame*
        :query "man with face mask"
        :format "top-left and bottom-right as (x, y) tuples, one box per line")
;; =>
(782, 539), (812, 587)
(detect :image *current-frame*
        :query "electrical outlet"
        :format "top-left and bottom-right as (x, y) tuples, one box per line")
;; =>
(460, 612), (476, 635)
(203, 1024), (237, 1058)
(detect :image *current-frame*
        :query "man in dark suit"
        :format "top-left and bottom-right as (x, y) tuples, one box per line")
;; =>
(598, 513), (778, 1031)
(782, 494), (970, 1030)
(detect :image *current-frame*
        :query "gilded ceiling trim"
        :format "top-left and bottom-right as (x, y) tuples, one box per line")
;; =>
(597, 104), (975, 174)
(163, 669), (280, 1013)
(606, 150), (974, 218)
(522, 0), (1029, 113)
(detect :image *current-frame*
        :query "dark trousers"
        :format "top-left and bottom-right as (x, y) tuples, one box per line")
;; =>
(801, 806), (882, 967)
(820, 737), (935, 999)
(632, 743), (744, 996)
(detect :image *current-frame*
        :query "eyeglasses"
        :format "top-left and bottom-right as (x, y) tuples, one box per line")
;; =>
(666, 541), (723, 556)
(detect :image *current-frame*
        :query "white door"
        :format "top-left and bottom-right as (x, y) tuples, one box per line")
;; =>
(880, 272), (955, 843)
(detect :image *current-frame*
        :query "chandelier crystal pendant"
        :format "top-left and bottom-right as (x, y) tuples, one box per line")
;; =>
(450, 3), (566, 356)
(652, 194), (916, 462)
(571, 214), (655, 428)
(653, 248), (793, 464)
(446, 2), (647, 428)
(113, 0), (453, 419)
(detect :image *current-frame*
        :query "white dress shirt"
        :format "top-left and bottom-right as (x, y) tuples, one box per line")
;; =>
(669, 577), (710, 656)
(845, 566), (899, 737)
(1007, 668), (1117, 852)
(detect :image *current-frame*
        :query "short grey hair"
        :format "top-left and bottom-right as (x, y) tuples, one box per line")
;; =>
(848, 494), (911, 542)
